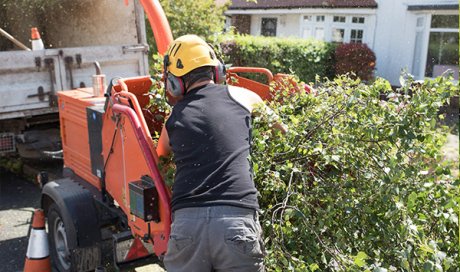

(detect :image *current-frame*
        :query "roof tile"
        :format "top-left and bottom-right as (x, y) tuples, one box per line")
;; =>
(228, 0), (378, 10)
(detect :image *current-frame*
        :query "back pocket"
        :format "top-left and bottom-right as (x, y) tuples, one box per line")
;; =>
(225, 227), (263, 257)
(169, 234), (193, 251)
(169, 219), (194, 252)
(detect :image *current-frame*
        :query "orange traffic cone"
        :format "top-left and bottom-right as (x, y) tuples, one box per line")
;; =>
(23, 209), (51, 272)
(31, 27), (44, 50)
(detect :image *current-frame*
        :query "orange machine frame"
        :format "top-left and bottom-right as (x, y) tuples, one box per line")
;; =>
(103, 77), (171, 256)
(58, 89), (106, 190)
(58, 77), (171, 257)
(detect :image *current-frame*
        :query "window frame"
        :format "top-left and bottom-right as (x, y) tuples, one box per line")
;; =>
(333, 16), (346, 23)
(300, 14), (371, 44)
(352, 16), (365, 24)
(350, 29), (364, 43)
(301, 14), (326, 39)
(331, 28), (345, 43)
(260, 17), (278, 37)
(412, 11), (459, 80)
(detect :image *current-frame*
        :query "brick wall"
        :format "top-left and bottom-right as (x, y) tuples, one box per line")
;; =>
(231, 15), (251, 34)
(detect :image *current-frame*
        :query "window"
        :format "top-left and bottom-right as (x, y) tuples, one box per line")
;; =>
(261, 18), (277, 37)
(316, 15), (325, 22)
(301, 14), (368, 43)
(350, 29), (363, 43)
(224, 16), (232, 32)
(301, 14), (325, 41)
(424, 15), (459, 79)
(352, 17), (365, 24)
(332, 28), (345, 42)
(333, 16), (346, 23)
(303, 15), (312, 22)
(431, 15), (458, 28)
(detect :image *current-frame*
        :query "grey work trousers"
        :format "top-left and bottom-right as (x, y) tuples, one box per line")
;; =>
(163, 205), (266, 272)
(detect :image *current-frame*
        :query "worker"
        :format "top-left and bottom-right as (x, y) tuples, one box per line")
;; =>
(156, 34), (286, 272)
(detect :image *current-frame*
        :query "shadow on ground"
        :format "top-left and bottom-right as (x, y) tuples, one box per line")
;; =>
(0, 168), (41, 271)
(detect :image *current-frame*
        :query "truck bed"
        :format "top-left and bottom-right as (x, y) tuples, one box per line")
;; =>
(0, 0), (149, 120)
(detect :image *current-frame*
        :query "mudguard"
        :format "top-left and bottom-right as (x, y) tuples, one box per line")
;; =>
(41, 177), (102, 248)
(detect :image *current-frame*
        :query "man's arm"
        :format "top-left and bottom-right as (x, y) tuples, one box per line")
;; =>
(228, 85), (288, 134)
(156, 124), (171, 157)
(257, 103), (288, 134)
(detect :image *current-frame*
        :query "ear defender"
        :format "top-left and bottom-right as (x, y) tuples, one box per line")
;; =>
(166, 72), (185, 97)
(164, 37), (227, 97)
(214, 60), (226, 85)
(207, 43), (227, 85)
(164, 54), (185, 97)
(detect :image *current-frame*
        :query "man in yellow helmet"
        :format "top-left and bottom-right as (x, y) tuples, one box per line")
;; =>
(157, 35), (286, 271)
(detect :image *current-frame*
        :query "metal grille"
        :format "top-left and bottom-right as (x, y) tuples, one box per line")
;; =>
(0, 133), (16, 154)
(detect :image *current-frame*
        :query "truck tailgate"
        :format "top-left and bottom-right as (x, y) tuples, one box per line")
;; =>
(0, 44), (149, 120)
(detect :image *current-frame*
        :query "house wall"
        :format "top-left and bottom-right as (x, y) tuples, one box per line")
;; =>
(232, 15), (251, 34)
(226, 1), (458, 85)
(373, 0), (416, 85)
(241, 9), (377, 40)
(374, 0), (458, 85)
(250, 14), (300, 37)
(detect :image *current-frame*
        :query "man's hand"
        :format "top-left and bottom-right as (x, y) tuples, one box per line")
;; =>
(254, 103), (288, 135)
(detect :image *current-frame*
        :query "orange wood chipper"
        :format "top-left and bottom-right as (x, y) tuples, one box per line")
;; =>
(38, 0), (306, 271)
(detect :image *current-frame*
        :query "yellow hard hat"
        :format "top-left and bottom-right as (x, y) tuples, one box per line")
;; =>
(164, 35), (219, 77)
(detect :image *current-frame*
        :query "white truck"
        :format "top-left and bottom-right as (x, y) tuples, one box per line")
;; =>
(0, 0), (150, 160)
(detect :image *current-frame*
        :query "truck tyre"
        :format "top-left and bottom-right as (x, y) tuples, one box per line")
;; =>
(48, 202), (100, 272)
(42, 179), (102, 271)
(48, 202), (74, 271)
(48, 203), (101, 272)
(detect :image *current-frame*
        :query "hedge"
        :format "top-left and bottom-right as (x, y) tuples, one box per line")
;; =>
(335, 43), (376, 81)
(218, 35), (336, 83)
(252, 75), (459, 271)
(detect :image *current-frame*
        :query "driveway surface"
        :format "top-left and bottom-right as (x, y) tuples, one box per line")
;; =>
(0, 168), (41, 272)
(0, 166), (164, 272)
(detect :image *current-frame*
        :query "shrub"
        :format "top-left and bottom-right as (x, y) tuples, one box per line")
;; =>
(158, 0), (228, 39)
(252, 74), (458, 271)
(149, 50), (458, 271)
(335, 43), (376, 81)
(218, 35), (335, 83)
(146, 0), (228, 52)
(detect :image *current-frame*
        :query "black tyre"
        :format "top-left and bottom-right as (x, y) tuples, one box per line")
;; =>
(48, 203), (74, 272)
(48, 202), (102, 272)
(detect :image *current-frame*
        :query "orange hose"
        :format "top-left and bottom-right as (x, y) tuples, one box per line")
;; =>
(139, 0), (173, 55)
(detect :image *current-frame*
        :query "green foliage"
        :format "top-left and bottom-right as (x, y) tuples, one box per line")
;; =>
(251, 74), (459, 271)
(219, 35), (335, 83)
(148, 53), (176, 186)
(335, 43), (376, 81)
(158, 0), (228, 39)
(0, 157), (23, 174)
(147, 53), (170, 140)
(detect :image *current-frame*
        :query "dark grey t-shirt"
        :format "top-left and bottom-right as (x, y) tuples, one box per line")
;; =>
(166, 83), (259, 212)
